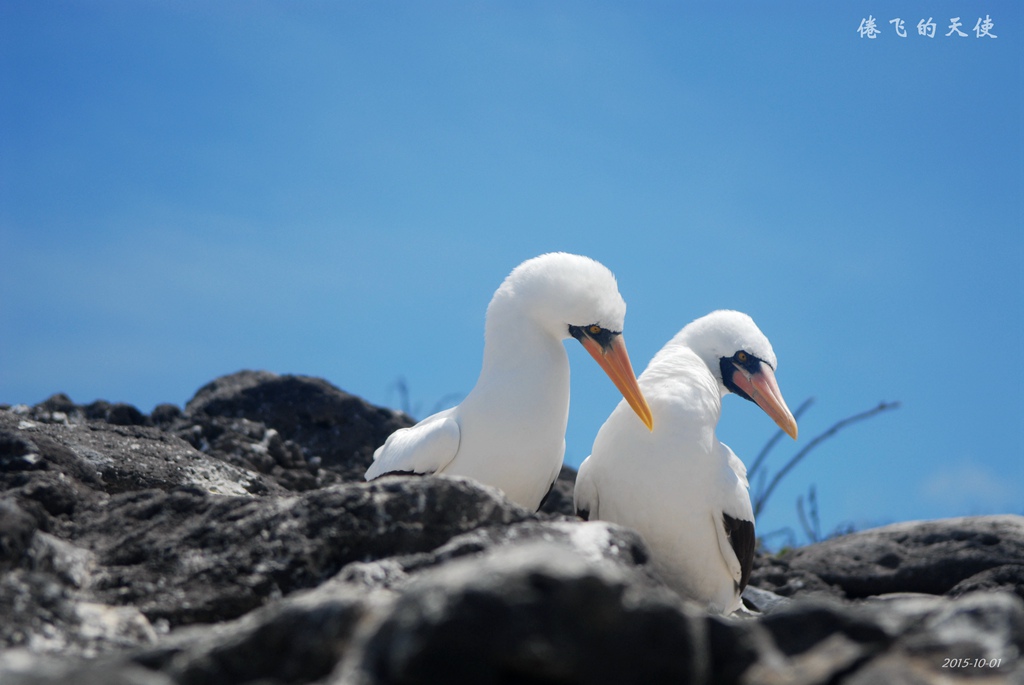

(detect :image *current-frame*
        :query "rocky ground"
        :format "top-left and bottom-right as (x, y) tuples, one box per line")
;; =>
(1, 370), (1021, 684)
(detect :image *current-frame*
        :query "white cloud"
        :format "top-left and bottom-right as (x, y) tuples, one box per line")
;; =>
(919, 460), (1022, 515)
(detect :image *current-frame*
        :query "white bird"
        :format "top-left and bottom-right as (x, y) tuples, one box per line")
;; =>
(366, 252), (654, 511)
(574, 310), (798, 614)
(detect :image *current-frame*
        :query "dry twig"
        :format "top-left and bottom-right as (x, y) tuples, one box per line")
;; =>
(752, 400), (901, 519)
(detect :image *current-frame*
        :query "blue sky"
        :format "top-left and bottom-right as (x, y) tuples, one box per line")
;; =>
(2, 2), (1021, 545)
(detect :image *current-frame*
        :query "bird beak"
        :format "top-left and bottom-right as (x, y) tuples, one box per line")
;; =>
(731, 361), (798, 439)
(579, 335), (654, 431)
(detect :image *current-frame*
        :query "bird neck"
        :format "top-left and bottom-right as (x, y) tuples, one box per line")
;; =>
(481, 301), (565, 373)
(463, 302), (570, 442)
(642, 344), (723, 425)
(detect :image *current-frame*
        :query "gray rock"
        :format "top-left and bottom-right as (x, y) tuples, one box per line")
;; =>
(182, 370), (414, 484)
(750, 515), (1024, 600)
(1, 389), (532, 653)
(708, 596), (892, 685)
(706, 592), (1024, 685)
(3, 375), (1024, 685)
(894, 592), (1023, 664)
(847, 592), (1024, 684)
(0, 566), (157, 656)
(0, 650), (176, 685)
(948, 564), (1024, 601)
(740, 585), (791, 614)
(338, 518), (657, 591)
(0, 498), (38, 568)
(75, 475), (528, 627)
(130, 579), (387, 685)
(537, 463), (578, 517)
(336, 542), (707, 685)
(0, 410), (282, 506)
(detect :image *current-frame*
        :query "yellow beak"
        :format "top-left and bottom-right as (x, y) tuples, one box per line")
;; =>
(579, 334), (654, 431)
(731, 360), (798, 439)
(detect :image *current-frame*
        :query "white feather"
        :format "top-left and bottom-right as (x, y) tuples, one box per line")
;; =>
(367, 253), (634, 511)
(365, 411), (460, 479)
(575, 310), (782, 614)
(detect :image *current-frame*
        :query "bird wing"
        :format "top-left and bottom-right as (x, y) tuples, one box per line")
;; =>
(573, 454), (598, 521)
(364, 412), (461, 480)
(713, 442), (756, 592)
(717, 512), (755, 593)
(727, 449), (749, 488)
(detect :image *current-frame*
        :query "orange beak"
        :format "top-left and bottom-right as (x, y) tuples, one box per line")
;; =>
(579, 334), (654, 431)
(731, 360), (798, 439)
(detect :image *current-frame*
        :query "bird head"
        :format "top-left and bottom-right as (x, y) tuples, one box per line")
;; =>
(678, 310), (798, 439)
(489, 253), (653, 431)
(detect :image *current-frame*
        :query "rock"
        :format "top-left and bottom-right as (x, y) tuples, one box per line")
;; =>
(336, 542), (707, 685)
(338, 518), (658, 591)
(148, 405), (182, 427)
(130, 579), (386, 685)
(707, 597), (895, 685)
(0, 411), (282, 513)
(749, 554), (844, 600)
(182, 370), (414, 483)
(537, 464), (578, 518)
(3, 374), (1023, 685)
(740, 585), (790, 614)
(0, 499), (38, 568)
(0, 469), (529, 656)
(81, 401), (149, 426)
(948, 564), (1024, 601)
(850, 592), (1024, 684)
(70, 475), (527, 628)
(762, 599), (891, 653)
(174, 414), (324, 492)
(0, 381), (533, 653)
(896, 592), (1023, 662)
(705, 592), (1024, 685)
(0, 566), (157, 656)
(0, 651), (177, 685)
(750, 515), (1024, 600)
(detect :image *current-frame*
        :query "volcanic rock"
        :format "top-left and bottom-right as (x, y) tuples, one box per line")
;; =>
(750, 515), (1024, 601)
(1, 371), (1022, 685)
(336, 542), (707, 685)
(181, 370), (414, 485)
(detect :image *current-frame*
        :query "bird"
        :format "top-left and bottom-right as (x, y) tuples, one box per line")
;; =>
(574, 310), (798, 614)
(365, 252), (654, 511)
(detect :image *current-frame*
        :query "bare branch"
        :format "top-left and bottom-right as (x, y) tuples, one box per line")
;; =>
(759, 526), (799, 551)
(748, 396), (816, 481)
(796, 485), (821, 543)
(390, 377), (464, 420)
(796, 495), (812, 543)
(753, 400), (900, 518)
(390, 377), (413, 417)
(808, 485), (820, 540)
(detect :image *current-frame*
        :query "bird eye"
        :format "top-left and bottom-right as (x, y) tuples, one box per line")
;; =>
(736, 351), (748, 363)
(589, 325), (602, 335)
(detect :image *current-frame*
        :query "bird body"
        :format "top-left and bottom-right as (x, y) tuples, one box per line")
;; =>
(575, 310), (796, 613)
(367, 253), (652, 511)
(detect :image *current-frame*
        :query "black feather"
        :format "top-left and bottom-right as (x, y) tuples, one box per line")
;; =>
(722, 513), (755, 592)
(537, 479), (556, 512)
(367, 470), (428, 479)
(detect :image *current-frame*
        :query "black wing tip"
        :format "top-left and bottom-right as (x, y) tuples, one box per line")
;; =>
(536, 480), (557, 512)
(722, 513), (756, 592)
(369, 469), (429, 480)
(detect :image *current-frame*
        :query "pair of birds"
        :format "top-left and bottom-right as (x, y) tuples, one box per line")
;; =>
(365, 252), (798, 614)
